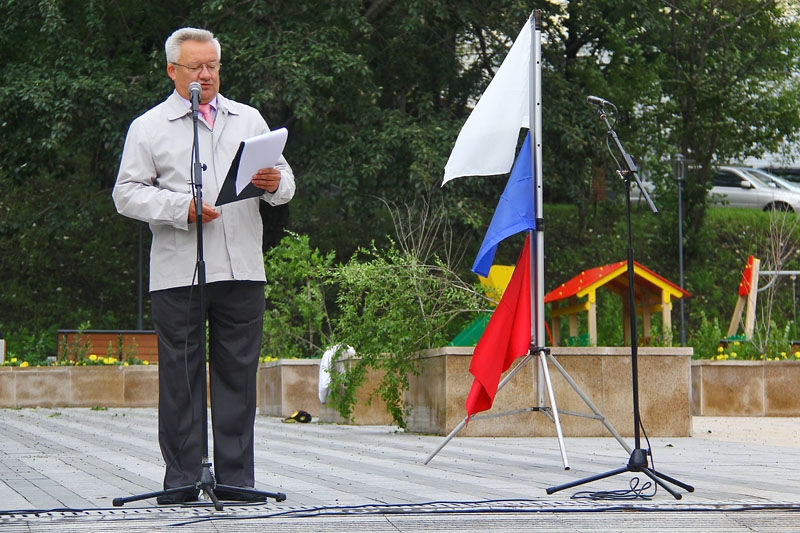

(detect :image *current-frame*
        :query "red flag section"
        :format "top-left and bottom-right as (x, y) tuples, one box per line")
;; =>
(465, 236), (532, 420)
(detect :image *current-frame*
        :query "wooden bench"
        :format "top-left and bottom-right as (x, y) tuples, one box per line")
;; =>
(57, 330), (158, 364)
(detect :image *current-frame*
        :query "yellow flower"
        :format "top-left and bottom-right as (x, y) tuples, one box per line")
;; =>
(730, 352), (737, 358)
(717, 346), (724, 353)
(123, 362), (129, 366)
(20, 361), (29, 368)
(143, 360), (149, 365)
(10, 357), (17, 363)
(88, 354), (98, 362)
(733, 341), (741, 346)
(781, 352), (787, 359)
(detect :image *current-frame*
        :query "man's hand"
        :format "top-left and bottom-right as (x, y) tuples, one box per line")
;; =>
(251, 168), (281, 193)
(188, 199), (220, 224)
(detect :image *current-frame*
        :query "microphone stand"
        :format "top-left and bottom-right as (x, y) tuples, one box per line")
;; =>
(187, 88), (222, 510)
(546, 101), (694, 499)
(114, 88), (286, 510)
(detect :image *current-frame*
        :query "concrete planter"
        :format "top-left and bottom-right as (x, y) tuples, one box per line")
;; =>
(691, 359), (800, 416)
(0, 365), (159, 408)
(18, 349), (795, 440)
(406, 346), (694, 438)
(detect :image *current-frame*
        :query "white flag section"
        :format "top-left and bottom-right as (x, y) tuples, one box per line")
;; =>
(442, 20), (531, 184)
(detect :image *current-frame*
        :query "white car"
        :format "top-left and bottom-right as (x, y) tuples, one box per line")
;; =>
(631, 166), (800, 212)
(710, 166), (800, 211)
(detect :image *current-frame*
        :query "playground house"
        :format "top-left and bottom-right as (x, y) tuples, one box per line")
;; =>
(545, 261), (690, 346)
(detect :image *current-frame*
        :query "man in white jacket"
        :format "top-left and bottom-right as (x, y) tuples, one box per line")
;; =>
(113, 27), (295, 504)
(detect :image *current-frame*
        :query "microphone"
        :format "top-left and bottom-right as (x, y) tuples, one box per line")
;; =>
(586, 95), (611, 107)
(189, 82), (201, 111)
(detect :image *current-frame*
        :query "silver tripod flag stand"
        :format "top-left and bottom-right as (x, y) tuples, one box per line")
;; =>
(426, 10), (630, 468)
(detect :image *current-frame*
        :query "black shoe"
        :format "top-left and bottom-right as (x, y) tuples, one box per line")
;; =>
(156, 490), (200, 505)
(212, 487), (268, 502)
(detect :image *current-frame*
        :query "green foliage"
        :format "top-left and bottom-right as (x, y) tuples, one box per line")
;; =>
(687, 310), (725, 359)
(57, 321), (93, 363)
(6, 328), (56, 366)
(262, 232), (336, 359)
(0, 0), (170, 339)
(2, 2), (800, 422)
(326, 240), (482, 428)
(259, 225), (483, 428)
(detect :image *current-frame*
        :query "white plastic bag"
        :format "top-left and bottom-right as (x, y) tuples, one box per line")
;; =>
(318, 344), (355, 403)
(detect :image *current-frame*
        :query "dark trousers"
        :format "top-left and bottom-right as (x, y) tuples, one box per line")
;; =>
(151, 280), (265, 490)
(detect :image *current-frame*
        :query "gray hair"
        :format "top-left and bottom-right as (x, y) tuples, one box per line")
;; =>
(165, 28), (221, 64)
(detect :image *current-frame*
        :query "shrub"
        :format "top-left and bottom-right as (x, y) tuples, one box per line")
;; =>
(326, 240), (483, 427)
(262, 232), (336, 359)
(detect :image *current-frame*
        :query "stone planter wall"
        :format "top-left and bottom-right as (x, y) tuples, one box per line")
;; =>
(10, 350), (800, 439)
(691, 359), (800, 416)
(405, 346), (693, 438)
(0, 365), (159, 408)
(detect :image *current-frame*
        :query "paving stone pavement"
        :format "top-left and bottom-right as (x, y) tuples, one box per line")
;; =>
(0, 408), (799, 532)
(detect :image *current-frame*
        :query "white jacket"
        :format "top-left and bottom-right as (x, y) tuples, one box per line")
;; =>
(113, 91), (295, 292)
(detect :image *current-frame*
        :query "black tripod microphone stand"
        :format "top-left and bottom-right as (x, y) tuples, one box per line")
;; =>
(113, 88), (286, 510)
(546, 101), (694, 500)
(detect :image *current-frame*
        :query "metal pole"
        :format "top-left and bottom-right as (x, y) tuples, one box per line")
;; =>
(675, 155), (686, 346)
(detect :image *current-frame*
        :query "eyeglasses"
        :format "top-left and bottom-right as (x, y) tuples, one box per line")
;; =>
(171, 61), (221, 74)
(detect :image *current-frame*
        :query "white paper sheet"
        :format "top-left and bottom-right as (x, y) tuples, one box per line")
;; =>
(235, 127), (288, 195)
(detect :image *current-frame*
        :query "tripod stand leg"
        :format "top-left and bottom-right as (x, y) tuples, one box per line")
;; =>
(112, 460), (286, 509)
(424, 354), (535, 465)
(650, 468), (695, 493)
(639, 467), (683, 500)
(545, 466), (629, 495)
(424, 352), (572, 469)
(215, 484), (287, 502)
(113, 486), (195, 507)
(537, 349), (569, 470)
(424, 417), (467, 465)
(198, 461), (224, 511)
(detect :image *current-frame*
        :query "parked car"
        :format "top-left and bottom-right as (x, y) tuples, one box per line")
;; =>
(630, 166), (800, 212)
(710, 166), (800, 211)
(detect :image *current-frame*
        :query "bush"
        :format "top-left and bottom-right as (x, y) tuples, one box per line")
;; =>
(262, 232), (337, 359)
(326, 240), (483, 428)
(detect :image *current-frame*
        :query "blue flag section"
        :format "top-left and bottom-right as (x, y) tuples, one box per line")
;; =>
(471, 132), (536, 277)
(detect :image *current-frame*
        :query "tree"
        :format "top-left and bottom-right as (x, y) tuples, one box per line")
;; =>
(644, 0), (800, 251)
(2, 0), (800, 360)
(0, 1), (192, 342)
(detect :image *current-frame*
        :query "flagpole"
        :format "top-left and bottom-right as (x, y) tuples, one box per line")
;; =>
(429, 10), (630, 469)
(530, 11), (544, 383)
(529, 10), (568, 469)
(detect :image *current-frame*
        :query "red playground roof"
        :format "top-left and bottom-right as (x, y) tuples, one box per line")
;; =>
(545, 260), (690, 303)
